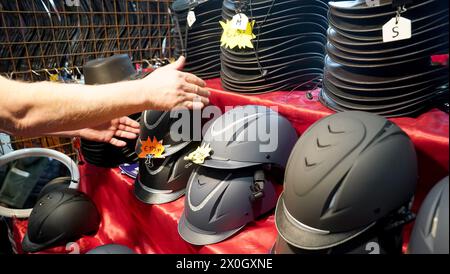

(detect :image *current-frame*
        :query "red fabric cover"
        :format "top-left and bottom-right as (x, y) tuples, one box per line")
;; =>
(12, 79), (449, 254)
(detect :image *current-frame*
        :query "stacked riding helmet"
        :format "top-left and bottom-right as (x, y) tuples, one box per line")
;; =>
(274, 111), (418, 253)
(86, 244), (135, 254)
(134, 110), (199, 204)
(22, 188), (100, 253)
(178, 105), (298, 245)
(408, 176), (449, 254)
(81, 54), (142, 168)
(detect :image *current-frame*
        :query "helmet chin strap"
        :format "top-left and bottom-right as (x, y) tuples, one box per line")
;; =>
(0, 148), (80, 218)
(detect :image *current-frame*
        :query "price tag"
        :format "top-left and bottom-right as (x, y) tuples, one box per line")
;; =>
(231, 13), (249, 31)
(187, 10), (196, 27)
(138, 137), (165, 159)
(365, 0), (380, 7)
(382, 16), (411, 43)
(220, 19), (256, 49)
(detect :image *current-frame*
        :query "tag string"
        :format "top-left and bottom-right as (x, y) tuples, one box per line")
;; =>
(395, 5), (407, 24)
(248, 0), (276, 78)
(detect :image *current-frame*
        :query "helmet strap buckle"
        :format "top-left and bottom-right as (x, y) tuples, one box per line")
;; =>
(250, 170), (265, 201)
(383, 206), (416, 232)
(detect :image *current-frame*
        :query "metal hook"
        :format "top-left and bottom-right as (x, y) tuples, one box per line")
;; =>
(31, 70), (41, 76)
(75, 66), (82, 75)
(142, 59), (152, 67)
(8, 72), (14, 80)
(44, 69), (53, 77)
(54, 68), (60, 75)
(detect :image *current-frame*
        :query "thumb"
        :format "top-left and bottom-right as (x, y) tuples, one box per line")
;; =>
(165, 56), (185, 71)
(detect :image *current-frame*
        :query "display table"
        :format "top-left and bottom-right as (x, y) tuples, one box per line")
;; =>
(11, 79), (449, 254)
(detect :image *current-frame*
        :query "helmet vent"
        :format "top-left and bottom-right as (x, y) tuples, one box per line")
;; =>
(428, 192), (443, 238)
(304, 157), (317, 168)
(321, 171), (348, 217)
(327, 124), (345, 134)
(209, 185), (229, 223)
(316, 138), (331, 149)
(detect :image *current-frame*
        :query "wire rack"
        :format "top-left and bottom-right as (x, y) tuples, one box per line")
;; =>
(0, 0), (175, 161)
(0, 0), (174, 81)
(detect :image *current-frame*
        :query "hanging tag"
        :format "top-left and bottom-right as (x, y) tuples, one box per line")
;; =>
(220, 19), (256, 49)
(365, 0), (380, 7)
(138, 137), (165, 159)
(382, 16), (411, 43)
(184, 143), (212, 164)
(231, 13), (249, 31)
(187, 10), (196, 27)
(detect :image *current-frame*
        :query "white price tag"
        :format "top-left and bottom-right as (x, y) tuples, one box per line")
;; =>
(231, 13), (249, 30)
(382, 17), (412, 43)
(187, 10), (196, 27)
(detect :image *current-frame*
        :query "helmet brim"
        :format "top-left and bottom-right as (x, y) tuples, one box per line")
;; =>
(22, 232), (64, 253)
(163, 142), (192, 157)
(275, 193), (375, 250)
(199, 158), (261, 170)
(178, 212), (244, 245)
(134, 178), (186, 205)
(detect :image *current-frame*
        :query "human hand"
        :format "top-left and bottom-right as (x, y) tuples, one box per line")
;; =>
(141, 56), (210, 110)
(78, 116), (140, 147)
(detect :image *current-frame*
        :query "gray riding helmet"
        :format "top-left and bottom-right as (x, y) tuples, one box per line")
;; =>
(276, 111), (418, 250)
(408, 176), (449, 254)
(178, 166), (277, 245)
(134, 143), (199, 205)
(137, 109), (194, 157)
(199, 105), (298, 169)
(86, 244), (135, 254)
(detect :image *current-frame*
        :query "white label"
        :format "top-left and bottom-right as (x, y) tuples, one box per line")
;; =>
(365, 0), (380, 7)
(187, 10), (196, 27)
(382, 17), (412, 43)
(231, 13), (249, 31)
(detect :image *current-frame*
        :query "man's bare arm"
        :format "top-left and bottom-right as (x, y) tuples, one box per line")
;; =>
(0, 57), (210, 136)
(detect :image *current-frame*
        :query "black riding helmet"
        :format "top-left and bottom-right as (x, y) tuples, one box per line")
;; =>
(137, 110), (195, 157)
(276, 111), (418, 250)
(22, 188), (100, 253)
(134, 143), (199, 204)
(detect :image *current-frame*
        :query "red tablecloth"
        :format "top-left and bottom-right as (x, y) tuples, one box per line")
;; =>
(11, 79), (449, 254)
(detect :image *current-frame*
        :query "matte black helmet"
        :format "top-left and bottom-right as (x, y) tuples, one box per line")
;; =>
(199, 105), (298, 169)
(86, 244), (135, 254)
(408, 176), (449, 254)
(178, 166), (277, 245)
(276, 111), (418, 250)
(22, 188), (101, 253)
(134, 143), (199, 204)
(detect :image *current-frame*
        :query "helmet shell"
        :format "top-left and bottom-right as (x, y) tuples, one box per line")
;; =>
(408, 176), (449, 254)
(277, 111), (418, 249)
(178, 166), (277, 245)
(22, 189), (100, 253)
(200, 105), (298, 169)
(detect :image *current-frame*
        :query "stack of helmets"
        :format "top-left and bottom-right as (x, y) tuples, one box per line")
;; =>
(81, 54), (142, 167)
(178, 105), (298, 245)
(134, 110), (199, 204)
(171, 0), (223, 79)
(273, 111), (418, 254)
(320, 0), (449, 117)
(220, 0), (329, 93)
